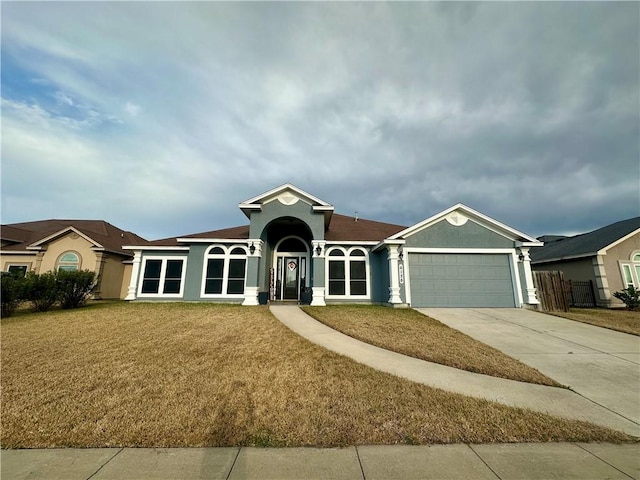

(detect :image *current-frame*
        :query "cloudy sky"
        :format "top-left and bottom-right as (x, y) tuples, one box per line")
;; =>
(2, 2), (638, 240)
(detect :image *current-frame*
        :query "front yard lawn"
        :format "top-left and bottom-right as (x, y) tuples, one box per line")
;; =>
(1, 303), (631, 448)
(303, 305), (561, 387)
(547, 308), (639, 336)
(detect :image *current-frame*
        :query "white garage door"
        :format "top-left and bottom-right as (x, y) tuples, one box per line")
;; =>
(408, 253), (516, 307)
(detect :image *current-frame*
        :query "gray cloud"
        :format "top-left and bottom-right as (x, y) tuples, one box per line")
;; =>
(1, 2), (638, 240)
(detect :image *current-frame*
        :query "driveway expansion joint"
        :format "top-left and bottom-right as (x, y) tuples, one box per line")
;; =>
(85, 446), (124, 480)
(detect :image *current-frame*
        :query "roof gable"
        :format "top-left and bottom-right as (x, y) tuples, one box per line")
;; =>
(389, 204), (540, 244)
(531, 217), (640, 263)
(1, 219), (147, 257)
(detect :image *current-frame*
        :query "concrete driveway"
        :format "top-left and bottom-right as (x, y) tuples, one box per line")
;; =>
(416, 308), (640, 429)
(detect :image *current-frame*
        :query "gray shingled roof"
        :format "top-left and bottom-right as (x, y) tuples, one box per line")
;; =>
(530, 217), (640, 263)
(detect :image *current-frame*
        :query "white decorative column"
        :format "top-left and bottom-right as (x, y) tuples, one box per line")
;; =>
(387, 245), (402, 305)
(311, 240), (326, 306)
(124, 251), (142, 301)
(243, 239), (263, 306)
(519, 248), (539, 305)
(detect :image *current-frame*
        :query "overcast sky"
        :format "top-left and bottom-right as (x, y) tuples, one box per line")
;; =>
(2, 2), (638, 240)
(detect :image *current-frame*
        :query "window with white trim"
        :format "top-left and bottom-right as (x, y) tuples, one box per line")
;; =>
(57, 251), (81, 271)
(620, 251), (640, 288)
(327, 247), (369, 297)
(7, 264), (29, 277)
(139, 257), (187, 297)
(202, 245), (247, 296)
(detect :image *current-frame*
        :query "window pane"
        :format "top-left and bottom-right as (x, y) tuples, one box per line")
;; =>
(165, 260), (183, 279)
(329, 261), (345, 279)
(227, 279), (245, 295)
(350, 249), (366, 257)
(230, 247), (246, 255)
(206, 259), (224, 278)
(142, 279), (160, 294)
(209, 247), (225, 255)
(329, 280), (345, 295)
(143, 260), (162, 279)
(60, 252), (79, 262)
(350, 280), (367, 296)
(58, 265), (78, 272)
(633, 254), (640, 262)
(228, 259), (246, 279)
(635, 265), (640, 286)
(8, 265), (27, 277)
(205, 279), (223, 294)
(350, 261), (366, 280)
(163, 279), (181, 294)
(329, 249), (344, 257)
(622, 264), (633, 286)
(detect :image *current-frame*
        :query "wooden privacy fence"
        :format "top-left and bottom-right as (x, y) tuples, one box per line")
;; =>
(533, 271), (570, 312)
(532, 271), (597, 311)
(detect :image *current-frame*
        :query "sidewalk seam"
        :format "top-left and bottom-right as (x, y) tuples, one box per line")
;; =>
(85, 447), (124, 480)
(467, 444), (502, 480)
(573, 443), (636, 480)
(354, 446), (366, 480)
(225, 446), (242, 480)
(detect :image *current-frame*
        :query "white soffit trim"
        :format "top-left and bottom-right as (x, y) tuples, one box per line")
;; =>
(27, 226), (104, 250)
(324, 241), (379, 246)
(389, 203), (539, 243)
(0, 250), (38, 255)
(122, 246), (190, 251)
(176, 238), (248, 244)
(597, 227), (640, 255)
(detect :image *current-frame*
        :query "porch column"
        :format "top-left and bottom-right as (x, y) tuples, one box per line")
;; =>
(387, 245), (402, 305)
(243, 239), (263, 305)
(310, 240), (326, 306)
(92, 252), (106, 299)
(518, 248), (539, 305)
(124, 250), (141, 301)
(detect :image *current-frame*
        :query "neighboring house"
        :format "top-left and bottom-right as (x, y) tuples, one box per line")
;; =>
(1, 220), (147, 299)
(530, 217), (640, 308)
(123, 183), (542, 308)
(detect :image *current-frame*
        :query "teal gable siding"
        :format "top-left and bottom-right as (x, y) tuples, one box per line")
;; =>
(404, 219), (515, 249)
(248, 200), (325, 240)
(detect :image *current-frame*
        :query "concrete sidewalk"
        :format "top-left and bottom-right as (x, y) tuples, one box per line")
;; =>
(2, 443), (639, 479)
(270, 306), (640, 436)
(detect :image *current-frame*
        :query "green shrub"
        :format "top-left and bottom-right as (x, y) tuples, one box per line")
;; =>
(56, 269), (96, 309)
(613, 286), (640, 311)
(23, 271), (59, 312)
(1, 272), (24, 317)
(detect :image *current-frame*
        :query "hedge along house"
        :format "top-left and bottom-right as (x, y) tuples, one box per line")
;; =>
(124, 184), (542, 308)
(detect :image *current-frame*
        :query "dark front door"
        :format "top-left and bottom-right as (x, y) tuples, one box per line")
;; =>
(283, 257), (299, 300)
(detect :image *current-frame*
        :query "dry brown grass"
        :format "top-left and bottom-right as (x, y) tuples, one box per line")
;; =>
(303, 305), (561, 387)
(547, 308), (639, 336)
(1, 302), (631, 448)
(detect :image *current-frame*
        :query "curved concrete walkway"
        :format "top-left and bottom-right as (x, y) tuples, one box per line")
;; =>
(270, 305), (639, 437)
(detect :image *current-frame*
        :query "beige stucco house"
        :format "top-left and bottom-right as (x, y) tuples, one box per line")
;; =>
(1, 220), (147, 299)
(531, 217), (640, 308)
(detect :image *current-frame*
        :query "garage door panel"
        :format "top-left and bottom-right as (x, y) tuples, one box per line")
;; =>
(409, 253), (516, 308)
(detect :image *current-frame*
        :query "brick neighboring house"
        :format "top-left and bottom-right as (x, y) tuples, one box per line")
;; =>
(530, 217), (640, 308)
(1, 220), (147, 299)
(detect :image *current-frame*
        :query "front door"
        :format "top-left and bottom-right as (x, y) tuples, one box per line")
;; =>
(283, 257), (299, 300)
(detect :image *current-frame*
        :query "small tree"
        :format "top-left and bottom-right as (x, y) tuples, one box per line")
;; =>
(1, 271), (24, 317)
(56, 269), (97, 309)
(23, 271), (59, 312)
(613, 286), (640, 311)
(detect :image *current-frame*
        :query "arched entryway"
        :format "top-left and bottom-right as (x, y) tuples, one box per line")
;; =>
(273, 236), (310, 301)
